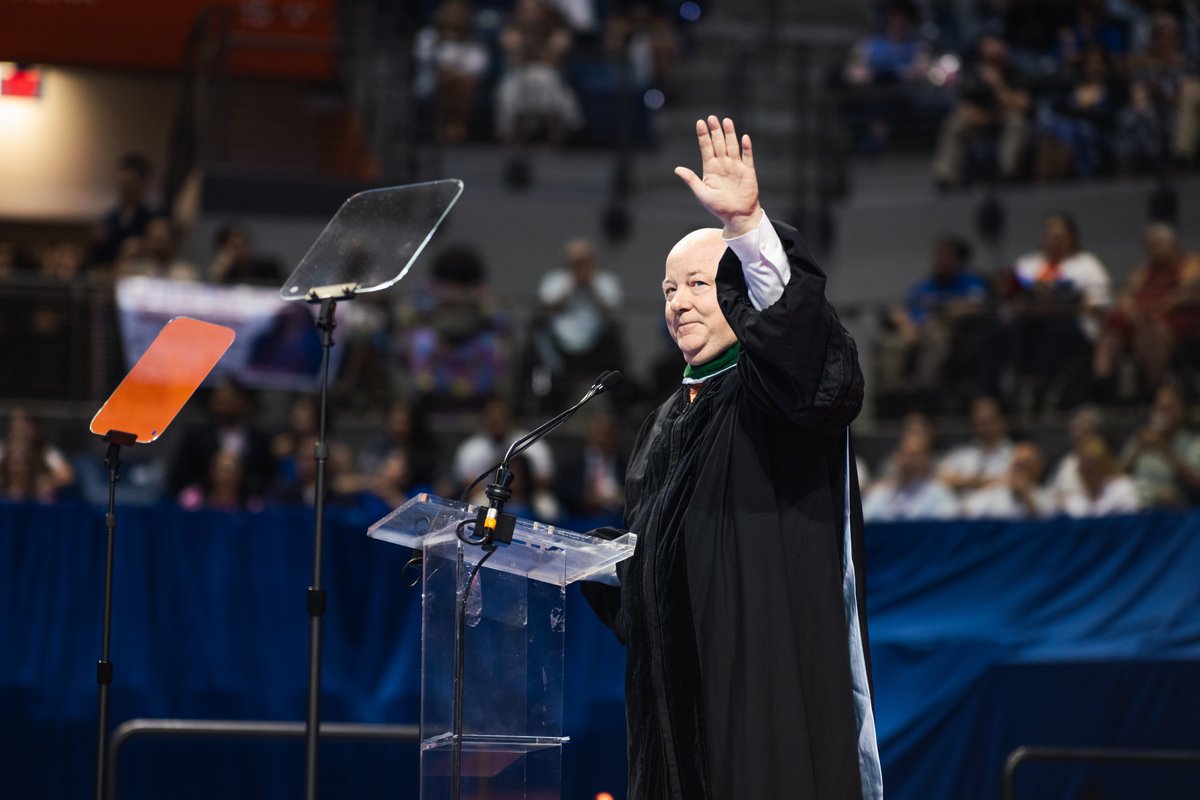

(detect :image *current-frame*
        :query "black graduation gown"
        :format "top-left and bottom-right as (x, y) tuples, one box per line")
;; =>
(584, 222), (872, 800)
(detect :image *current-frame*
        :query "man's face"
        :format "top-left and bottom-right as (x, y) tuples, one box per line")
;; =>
(971, 397), (1005, 443)
(930, 241), (959, 282)
(662, 233), (737, 366)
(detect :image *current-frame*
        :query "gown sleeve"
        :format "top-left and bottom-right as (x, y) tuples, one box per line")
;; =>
(717, 219), (864, 432)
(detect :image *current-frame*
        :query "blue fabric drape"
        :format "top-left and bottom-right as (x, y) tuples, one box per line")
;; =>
(2, 502), (1200, 799)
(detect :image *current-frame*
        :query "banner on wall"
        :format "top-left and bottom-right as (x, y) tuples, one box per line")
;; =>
(114, 276), (380, 392)
(0, 0), (335, 77)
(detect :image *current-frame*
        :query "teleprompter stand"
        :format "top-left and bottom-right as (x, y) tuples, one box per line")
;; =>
(369, 494), (636, 800)
(280, 179), (464, 799)
(88, 317), (235, 800)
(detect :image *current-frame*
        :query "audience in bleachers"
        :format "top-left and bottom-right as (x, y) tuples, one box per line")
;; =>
(555, 409), (625, 519)
(1049, 405), (1106, 506)
(414, 0), (492, 145)
(863, 431), (959, 521)
(89, 152), (156, 269)
(168, 377), (278, 503)
(397, 244), (511, 414)
(1119, 383), (1200, 507)
(962, 440), (1055, 518)
(932, 34), (1033, 187)
(1062, 432), (1142, 515)
(115, 215), (199, 280)
(494, 0), (583, 144)
(452, 396), (558, 518)
(937, 396), (1015, 494)
(1094, 221), (1200, 398)
(519, 237), (626, 413)
(876, 236), (989, 414)
(863, 0), (1200, 183)
(208, 223), (286, 285)
(0, 408), (74, 502)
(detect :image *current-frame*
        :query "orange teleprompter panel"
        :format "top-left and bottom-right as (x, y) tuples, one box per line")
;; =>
(90, 317), (235, 444)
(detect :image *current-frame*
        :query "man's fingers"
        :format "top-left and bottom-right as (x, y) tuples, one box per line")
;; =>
(695, 118), (715, 163)
(707, 115), (726, 157)
(722, 117), (740, 159)
(674, 166), (703, 192)
(741, 133), (754, 170)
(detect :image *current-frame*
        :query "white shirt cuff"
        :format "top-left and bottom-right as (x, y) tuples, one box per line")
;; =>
(723, 211), (791, 310)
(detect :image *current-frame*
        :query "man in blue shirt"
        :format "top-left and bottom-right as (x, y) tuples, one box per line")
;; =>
(877, 236), (990, 415)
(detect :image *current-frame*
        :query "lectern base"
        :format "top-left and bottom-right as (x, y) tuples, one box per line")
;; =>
(421, 733), (568, 799)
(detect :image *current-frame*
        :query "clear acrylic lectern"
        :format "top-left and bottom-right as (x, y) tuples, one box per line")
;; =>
(369, 494), (636, 800)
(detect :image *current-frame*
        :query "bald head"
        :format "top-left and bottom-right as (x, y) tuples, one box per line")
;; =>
(662, 228), (737, 365)
(666, 228), (728, 276)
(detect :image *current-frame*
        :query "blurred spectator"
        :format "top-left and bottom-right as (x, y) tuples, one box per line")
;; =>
(556, 410), (625, 518)
(168, 377), (277, 501)
(932, 35), (1033, 187)
(1094, 222), (1200, 396)
(400, 245), (510, 413)
(863, 432), (958, 521)
(1129, 0), (1200, 60)
(357, 399), (440, 491)
(209, 223), (284, 285)
(606, 2), (679, 99)
(521, 238), (626, 412)
(414, 0), (490, 144)
(1118, 384), (1200, 507)
(270, 395), (354, 497)
(876, 236), (989, 414)
(1057, 0), (1129, 70)
(844, 0), (928, 88)
(179, 450), (265, 512)
(937, 396), (1015, 493)
(1062, 433), (1141, 516)
(1033, 44), (1121, 181)
(972, 0), (1076, 67)
(875, 411), (939, 486)
(0, 408), (73, 500)
(355, 448), (415, 517)
(1049, 405), (1106, 506)
(1003, 213), (1112, 410)
(962, 440), (1055, 518)
(89, 152), (155, 269)
(0, 441), (57, 502)
(1117, 12), (1188, 173)
(115, 215), (199, 280)
(267, 438), (355, 508)
(453, 396), (559, 518)
(841, 0), (930, 153)
(495, 0), (583, 143)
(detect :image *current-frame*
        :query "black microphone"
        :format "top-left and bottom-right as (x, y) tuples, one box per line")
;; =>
(459, 371), (623, 545)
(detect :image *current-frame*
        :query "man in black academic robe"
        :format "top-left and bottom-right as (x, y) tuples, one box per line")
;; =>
(584, 116), (880, 799)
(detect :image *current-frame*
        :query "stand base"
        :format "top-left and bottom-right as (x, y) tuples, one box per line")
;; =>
(420, 734), (568, 800)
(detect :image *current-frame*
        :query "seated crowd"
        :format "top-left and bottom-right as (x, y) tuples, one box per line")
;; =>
(876, 211), (1200, 417)
(412, 0), (682, 147)
(841, 0), (1200, 184)
(861, 390), (1200, 522)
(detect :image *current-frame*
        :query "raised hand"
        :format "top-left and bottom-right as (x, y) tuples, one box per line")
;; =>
(674, 115), (762, 238)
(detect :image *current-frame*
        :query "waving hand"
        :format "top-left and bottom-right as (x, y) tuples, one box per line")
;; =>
(674, 115), (763, 238)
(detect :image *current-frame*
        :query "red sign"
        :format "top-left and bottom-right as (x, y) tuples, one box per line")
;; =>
(0, 65), (42, 97)
(0, 0), (335, 78)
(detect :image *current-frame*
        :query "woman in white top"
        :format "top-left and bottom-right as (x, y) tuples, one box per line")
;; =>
(1061, 434), (1140, 517)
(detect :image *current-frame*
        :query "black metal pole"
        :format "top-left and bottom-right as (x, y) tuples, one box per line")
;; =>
(304, 296), (337, 800)
(95, 431), (134, 800)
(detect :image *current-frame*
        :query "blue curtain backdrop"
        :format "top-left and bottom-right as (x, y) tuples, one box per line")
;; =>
(2, 500), (1199, 799)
